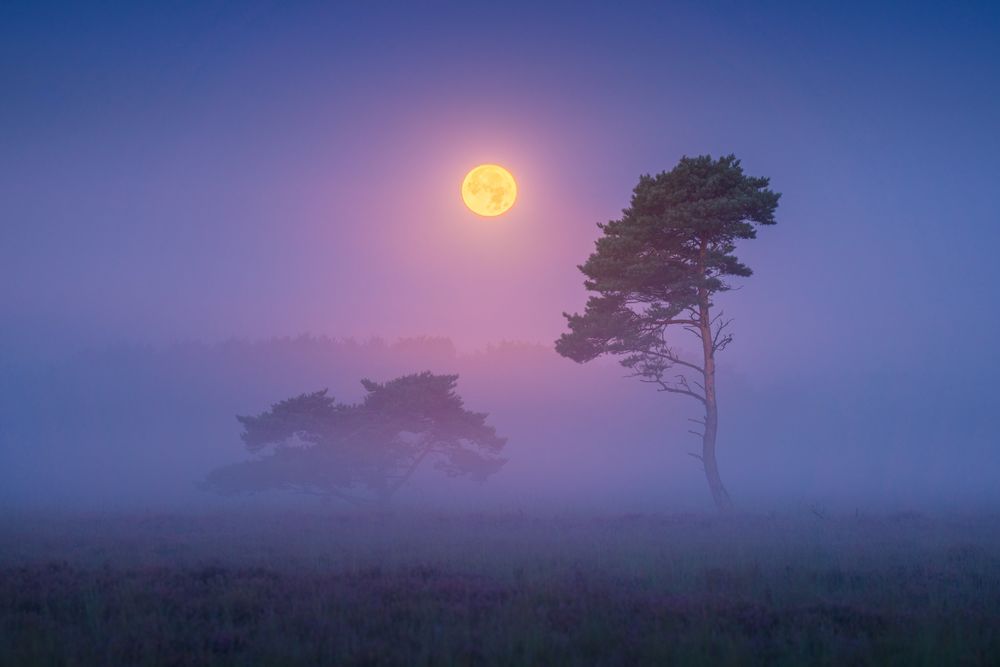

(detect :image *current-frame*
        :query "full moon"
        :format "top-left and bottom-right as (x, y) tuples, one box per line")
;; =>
(461, 164), (517, 217)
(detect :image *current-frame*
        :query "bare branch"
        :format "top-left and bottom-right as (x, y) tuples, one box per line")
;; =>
(640, 349), (704, 374)
(711, 315), (735, 353)
(652, 381), (706, 404)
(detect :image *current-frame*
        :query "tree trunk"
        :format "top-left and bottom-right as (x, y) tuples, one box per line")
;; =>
(701, 394), (733, 513)
(698, 257), (734, 513)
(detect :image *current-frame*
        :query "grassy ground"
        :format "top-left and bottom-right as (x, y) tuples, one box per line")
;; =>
(1, 512), (999, 665)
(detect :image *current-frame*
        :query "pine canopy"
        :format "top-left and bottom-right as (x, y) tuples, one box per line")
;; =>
(557, 154), (779, 368)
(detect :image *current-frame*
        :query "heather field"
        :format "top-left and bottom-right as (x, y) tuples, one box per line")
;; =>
(1, 512), (999, 666)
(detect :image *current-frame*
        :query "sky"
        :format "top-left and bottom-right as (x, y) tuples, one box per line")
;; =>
(3, 0), (1000, 382)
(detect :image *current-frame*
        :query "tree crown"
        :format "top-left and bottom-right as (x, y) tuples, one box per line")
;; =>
(557, 154), (779, 365)
(206, 372), (506, 503)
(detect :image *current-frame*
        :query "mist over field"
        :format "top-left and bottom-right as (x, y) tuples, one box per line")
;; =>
(1, 333), (997, 515)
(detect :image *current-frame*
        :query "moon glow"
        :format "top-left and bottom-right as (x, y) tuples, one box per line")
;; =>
(461, 164), (517, 217)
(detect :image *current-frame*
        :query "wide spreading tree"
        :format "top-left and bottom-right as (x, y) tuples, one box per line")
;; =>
(205, 372), (506, 505)
(556, 155), (779, 512)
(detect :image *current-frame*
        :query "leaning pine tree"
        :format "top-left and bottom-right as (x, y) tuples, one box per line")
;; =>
(556, 155), (779, 512)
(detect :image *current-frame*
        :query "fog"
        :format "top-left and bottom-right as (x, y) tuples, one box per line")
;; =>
(5, 5), (1000, 662)
(3, 3), (999, 520)
(2, 335), (995, 515)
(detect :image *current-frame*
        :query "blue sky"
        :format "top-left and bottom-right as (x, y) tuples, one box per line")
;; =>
(2, 1), (999, 379)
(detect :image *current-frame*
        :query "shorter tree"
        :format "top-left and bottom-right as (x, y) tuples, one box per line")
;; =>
(205, 372), (506, 505)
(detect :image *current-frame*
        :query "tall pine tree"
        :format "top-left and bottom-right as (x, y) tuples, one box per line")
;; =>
(557, 155), (779, 511)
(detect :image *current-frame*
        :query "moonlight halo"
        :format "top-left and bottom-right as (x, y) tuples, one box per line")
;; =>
(462, 164), (517, 217)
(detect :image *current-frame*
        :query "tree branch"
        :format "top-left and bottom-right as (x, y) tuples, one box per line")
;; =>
(640, 377), (707, 404)
(642, 349), (705, 374)
(711, 314), (735, 353)
(385, 440), (437, 497)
